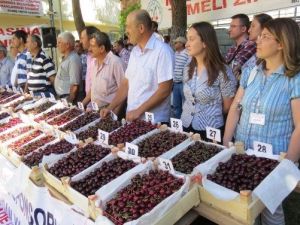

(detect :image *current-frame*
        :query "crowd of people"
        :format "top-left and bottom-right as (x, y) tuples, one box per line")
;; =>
(0, 9), (299, 225)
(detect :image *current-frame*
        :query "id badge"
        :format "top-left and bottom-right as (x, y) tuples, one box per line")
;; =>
(249, 113), (265, 125)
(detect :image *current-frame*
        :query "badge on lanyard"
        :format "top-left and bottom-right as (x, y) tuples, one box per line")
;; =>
(249, 113), (265, 125)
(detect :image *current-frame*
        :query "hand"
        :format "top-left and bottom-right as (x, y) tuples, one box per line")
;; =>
(100, 108), (111, 119)
(126, 108), (143, 121)
(223, 139), (230, 148)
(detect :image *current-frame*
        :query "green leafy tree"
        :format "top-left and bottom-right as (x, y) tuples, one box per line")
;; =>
(119, 3), (141, 35)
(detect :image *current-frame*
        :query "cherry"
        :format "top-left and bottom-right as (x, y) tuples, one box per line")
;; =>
(48, 144), (110, 178)
(35, 108), (68, 122)
(172, 142), (221, 174)
(208, 154), (278, 192)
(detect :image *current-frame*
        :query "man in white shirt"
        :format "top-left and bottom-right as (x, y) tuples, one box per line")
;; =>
(100, 9), (174, 123)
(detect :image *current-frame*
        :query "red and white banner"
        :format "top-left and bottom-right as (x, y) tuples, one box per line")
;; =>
(0, 25), (42, 48)
(0, 0), (43, 16)
(142, 0), (300, 29)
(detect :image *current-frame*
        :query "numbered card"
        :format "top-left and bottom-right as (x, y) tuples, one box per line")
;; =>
(125, 142), (139, 156)
(110, 111), (118, 121)
(12, 86), (18, 93)
(92, 102), (99, 111)
(49, 93), (56, 101)
(158, 158), (175, 173)
(253, 141), (273, 156)
(70, 132), (77, 140)
(65, 132), (77, 143)
(19, 87), (24, 94)
(5, 85), (10, 91)
(40, 121), (48, 130)
(41, 92), (46, 98)
(98, 129), (109, 145)
(170, 118), (183, 132)
(29, 91), (34, 97)
(64, 132), (79, 144)
(206, 127), (221, 142)
(54, 129), (61, 139)
(145, 112), (155, 124)
(61, 98), (68, 106)
(77, 102), (84, 110)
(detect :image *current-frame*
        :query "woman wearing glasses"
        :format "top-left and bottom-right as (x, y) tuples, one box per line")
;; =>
(223, 18), (300, 225)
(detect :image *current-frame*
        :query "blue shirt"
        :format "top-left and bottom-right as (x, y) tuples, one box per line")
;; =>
(241, 54), (257, 74)
(181, 66), (237, 130)
(236, 64), (300, 154)
(0, 57), (14, 87)
(174, 49), (190, 82)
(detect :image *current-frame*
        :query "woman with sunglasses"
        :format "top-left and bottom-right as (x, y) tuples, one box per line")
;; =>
(224, 18), (300, 224)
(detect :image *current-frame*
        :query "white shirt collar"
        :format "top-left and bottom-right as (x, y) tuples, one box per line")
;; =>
(136, 33), (157, 55)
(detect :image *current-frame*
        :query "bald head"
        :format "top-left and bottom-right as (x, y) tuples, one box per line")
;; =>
(128, 10), (152, 31)
(126, 9), (153, 46)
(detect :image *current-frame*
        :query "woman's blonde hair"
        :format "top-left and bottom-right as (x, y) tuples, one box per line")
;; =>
(262, 18), (300, 77)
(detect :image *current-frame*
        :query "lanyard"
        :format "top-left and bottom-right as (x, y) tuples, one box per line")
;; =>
(254, 72), (279, 113)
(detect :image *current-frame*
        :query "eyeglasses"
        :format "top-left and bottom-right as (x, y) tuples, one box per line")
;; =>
(257, 34), (277, 42)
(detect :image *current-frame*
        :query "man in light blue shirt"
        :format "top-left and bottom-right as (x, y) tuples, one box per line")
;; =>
(55, 32), (82, 103)
(0, 46), (14, 87)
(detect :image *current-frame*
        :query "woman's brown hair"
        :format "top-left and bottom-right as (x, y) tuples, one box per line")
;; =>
(261, 18), (300, 77)
(253, 13), (272, 28)
(187, 22), (227, 85)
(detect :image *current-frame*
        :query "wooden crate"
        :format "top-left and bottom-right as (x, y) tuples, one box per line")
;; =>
(30, 166), (44, 186)
(198, 186), (264, 225)
(153, 185), (200, 225)
(1, 148), (43, 185)
(43, 168), (99, 220)
(1, 148), (22, 167)
(43, 168), (67, 195)
(0, 148), (44, 186)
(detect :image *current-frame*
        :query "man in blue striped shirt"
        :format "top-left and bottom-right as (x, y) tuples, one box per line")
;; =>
(11, 30), (31, 89)
(173, 36), (190, 118)
(25, 35), (56, 97)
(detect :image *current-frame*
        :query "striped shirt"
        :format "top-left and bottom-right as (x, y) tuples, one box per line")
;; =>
(241, 54), (256, 74)
(80, 53), (87, 80)
(14, 49), (31, 85)
(181, 65), (237, 131)
(27, 50), (56, 91)
(119, 48), (130, 69)
(225, 39), (256, 79)
(174, 49), (190, 83)
(236, 64), (300, 154)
